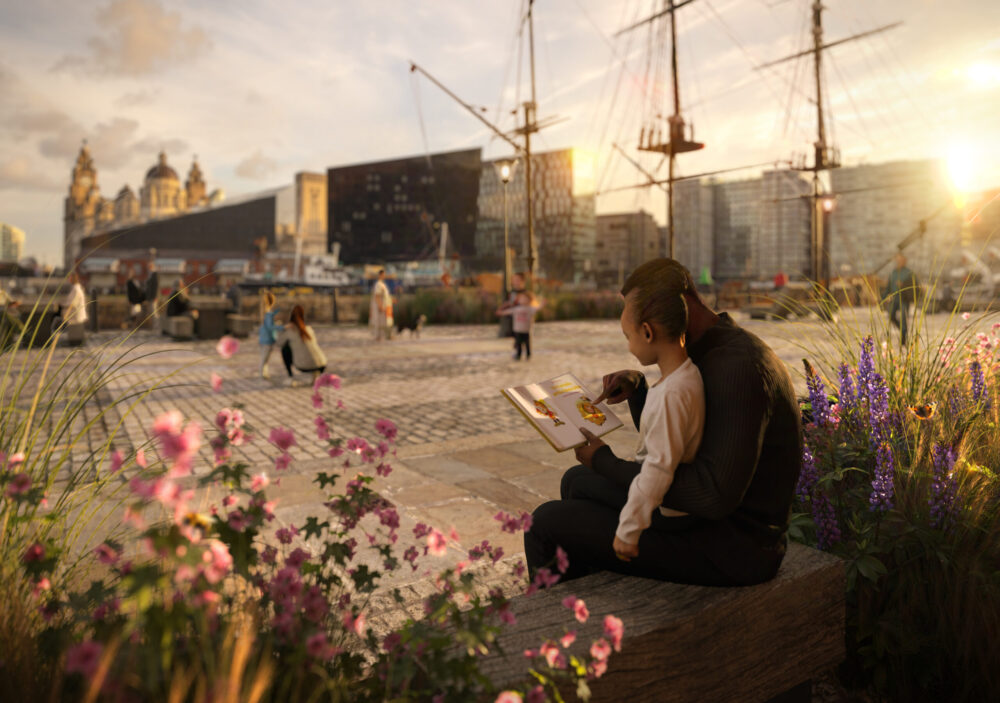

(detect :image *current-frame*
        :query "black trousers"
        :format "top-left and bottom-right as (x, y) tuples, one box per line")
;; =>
(514, 332), (531, 359)
(524, 465), (784, 586)
(280, 343), (326, 377)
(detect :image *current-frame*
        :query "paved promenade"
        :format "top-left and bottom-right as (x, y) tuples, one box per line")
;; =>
(10, 309), (992, 629)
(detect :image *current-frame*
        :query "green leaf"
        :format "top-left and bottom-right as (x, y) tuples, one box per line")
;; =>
(854, 554), (888, 583)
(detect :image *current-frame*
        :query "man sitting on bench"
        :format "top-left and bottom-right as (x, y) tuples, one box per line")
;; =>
(525, 259), (803, 587)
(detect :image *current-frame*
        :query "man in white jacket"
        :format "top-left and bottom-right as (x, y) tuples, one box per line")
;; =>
(369, 269), (393, 342)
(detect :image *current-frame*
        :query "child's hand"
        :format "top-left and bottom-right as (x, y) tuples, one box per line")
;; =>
(573, 428), (606, 468)
(613, 536), (639, 562)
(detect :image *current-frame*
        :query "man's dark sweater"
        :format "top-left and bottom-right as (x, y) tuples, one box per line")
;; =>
(592, 313), (802, 581)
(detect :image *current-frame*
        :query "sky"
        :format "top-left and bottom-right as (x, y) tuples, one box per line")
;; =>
(1, 0), (999, 265)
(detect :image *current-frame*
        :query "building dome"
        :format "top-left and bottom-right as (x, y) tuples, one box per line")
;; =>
(145, 151), (179, 182)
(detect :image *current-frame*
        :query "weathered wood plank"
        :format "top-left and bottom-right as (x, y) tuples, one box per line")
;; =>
(483, 542), (845, 703)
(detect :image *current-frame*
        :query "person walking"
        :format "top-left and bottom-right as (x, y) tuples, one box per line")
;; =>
(370, 269), (393, 342)
(145, 263), (160, 322)
(257, 290), (283, 380)
(275, 304), (327, 386)
(886, 253), (917, 345)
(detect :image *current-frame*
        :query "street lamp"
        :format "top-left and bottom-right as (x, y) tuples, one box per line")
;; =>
(495, 159), (518, 296)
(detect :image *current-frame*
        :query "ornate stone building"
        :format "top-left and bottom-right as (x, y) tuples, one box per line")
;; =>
(64, 144), (216, 266)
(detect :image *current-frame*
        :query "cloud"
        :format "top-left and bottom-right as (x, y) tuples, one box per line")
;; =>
(37, 117), (189, 174)
(114, 89), (158, 107)
(0, 156), (62, 192)
(0, 64), (80, 139)
(54, 0), (211, 77)
(235, 150), (277, 180)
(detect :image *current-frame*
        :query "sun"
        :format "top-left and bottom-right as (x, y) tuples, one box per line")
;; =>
(945, 142), (981, 197)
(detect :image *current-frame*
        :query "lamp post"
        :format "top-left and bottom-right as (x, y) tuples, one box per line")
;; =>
(496, 160), (518, 296)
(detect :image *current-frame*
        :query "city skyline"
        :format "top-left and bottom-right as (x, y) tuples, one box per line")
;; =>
(1, 0), (998, 264)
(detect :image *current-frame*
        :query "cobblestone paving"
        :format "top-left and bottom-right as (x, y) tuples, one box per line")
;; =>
(8, 310), (937, 700)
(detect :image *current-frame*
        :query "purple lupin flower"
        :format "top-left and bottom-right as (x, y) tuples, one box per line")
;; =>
(796, 444), (819, 501)
(857, 337), (876, 406)
(948, 385), (963, 418)
(867, 372), (896, 512)
(806, 366), (831, 427)
(813, 491), (842, 550)
(838, 363), (856, 414)
(797, 444), (841, 550)
(970, 360), (990, 410)
(928, 443), (958, 529)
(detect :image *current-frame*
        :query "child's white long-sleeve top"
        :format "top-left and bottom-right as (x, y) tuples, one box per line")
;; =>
(616, 358), (705, 545)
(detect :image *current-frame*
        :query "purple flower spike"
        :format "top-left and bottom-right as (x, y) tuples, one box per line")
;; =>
(929, 443), (958, 529)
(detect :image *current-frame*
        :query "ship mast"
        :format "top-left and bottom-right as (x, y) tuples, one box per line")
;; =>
(759, 2), (900, 284)
(617, 0), (704, 259)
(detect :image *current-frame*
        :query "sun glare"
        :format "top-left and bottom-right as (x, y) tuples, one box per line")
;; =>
(946, 142), (980, 197)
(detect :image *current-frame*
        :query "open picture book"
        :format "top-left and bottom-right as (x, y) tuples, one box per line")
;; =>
(501, 372), (624, 451)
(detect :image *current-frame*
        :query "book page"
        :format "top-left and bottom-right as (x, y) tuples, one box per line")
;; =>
(540, 374), (623, 440)
(503, 383), (593, 451)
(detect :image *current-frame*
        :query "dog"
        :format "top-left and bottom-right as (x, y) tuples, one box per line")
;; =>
(395, 314), (427, 338)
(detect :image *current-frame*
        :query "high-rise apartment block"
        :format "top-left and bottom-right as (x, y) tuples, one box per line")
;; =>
(594, 211), (659, 285)
(478, 149), (596, 282)
(829, 159), (960, 276)
(1, 223), (25, 262)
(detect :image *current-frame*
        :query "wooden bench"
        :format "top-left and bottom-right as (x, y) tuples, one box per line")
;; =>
(164, 315), (194, 340)
(226, 314), (255, 338)
(483, 542), (844, 702)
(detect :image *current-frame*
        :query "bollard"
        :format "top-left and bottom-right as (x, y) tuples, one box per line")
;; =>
(331, 288), (339, 324)
(88, 289), (99, 332)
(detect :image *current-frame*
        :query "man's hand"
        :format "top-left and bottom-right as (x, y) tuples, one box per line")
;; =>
(594, 370), (645, 405)
(573, 428), (606, 469)
(613, 536), (639, 562)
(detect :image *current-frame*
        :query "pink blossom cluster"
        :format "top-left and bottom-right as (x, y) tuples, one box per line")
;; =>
(494, 510), (533, 534)
(153, 410), (202, 477)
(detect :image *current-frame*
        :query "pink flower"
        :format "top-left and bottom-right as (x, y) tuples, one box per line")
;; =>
(556, 546), (569, 574)
(495, 692), (523, 703)
(222, 495), (237, 507)
(500, 609), (517, 625)
(540, 641), (565, 668)
(311, 391), (323, 409)
(603, 615), (624, 651)
(216, 335), (239, 359)
(201, 540), (232, 584)
(31, 577), (51, 598)
(274, 452), (292, 471)
(307, 632), (333, 660)
(494, 510), (533, 534)
(313, 373), (342, 390)
(286, 547), (311, 569)
(588, 658), (608, 679)
(590, 638), (611, 661)
(526, 686), (546, 703)
(375, 419), (398, 441)
(561, 596), (589, 623)
(135, 449), (147, 468)
(269, 427), (296, 451)
(227, 510), (250, 531)
(22, 542), (45, 563)
(215, 409), (233, 431)
(314, 416), (331, 441)
(94, 543), (119, 565)
(342, 611), (367, 636)
(560, 631), (576, 648)
(109, 449), (124, 474)
(65, 639), (103, 678)
(251, 473), (269, 492)
(153, 410), (184, 437)
(427, 529), (448, 557)
(6, 472), (31, 497)
(210, 373), (223, 393)
(962, 312), (971, 320)
(275, 525), (298, 544)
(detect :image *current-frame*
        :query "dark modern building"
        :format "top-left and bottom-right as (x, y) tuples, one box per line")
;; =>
(328, 148), (482, 265)
(80, 190), (283, 259)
